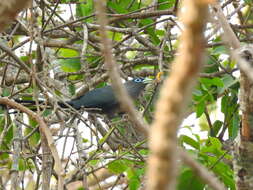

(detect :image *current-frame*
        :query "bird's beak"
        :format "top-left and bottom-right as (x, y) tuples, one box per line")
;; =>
(143, 78), (153, 84)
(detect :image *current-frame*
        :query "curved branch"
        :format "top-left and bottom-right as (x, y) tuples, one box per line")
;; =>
(0, 98), (64, 189)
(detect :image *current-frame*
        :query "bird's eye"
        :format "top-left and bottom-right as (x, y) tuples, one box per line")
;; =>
(134, 78), (143, 83)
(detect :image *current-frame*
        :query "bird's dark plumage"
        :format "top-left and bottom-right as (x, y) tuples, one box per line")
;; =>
(14, 77), (152, 117)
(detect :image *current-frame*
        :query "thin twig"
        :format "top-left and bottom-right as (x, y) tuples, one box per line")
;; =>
(94, 0), (149, 136)
(0, 98), (64, 190)
(179, 149), (226, 190)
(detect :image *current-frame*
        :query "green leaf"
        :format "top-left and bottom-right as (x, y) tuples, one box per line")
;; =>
(108, 0), (131, 13)
(129, 175), (140, 190)
(179, 135), (200, 150)
(18, 158), (26, 171)
(0, 122), (13, 144)
(221, 96), (228, 114)
(107, 160), (128, 174)
(107, 1), (126, 13)
(20, 55), (30, 63)
(2, 88), (10, 97)
(59, 58), (81, 72)
(0, 122), (13, 160)
(192, 88), (203, 97)
(177, 168), (205, 190)
(108, 0), (139, 13)
(198, 114), (209, 131)
(195, 101), (205, 118)
(138, 149), (149, 156)
(139, 19), (160, 45)
(204, 55), (219, 73)
(76, 0), (94, 22)
(209, 137), (222, 150)
(99, 127), (115, 145)
(58, 48), (79, 58)
(199, 77), (223, 88)
(109, 31), (122, 41)
(126, 167), (143, 190)
(29, 118), (37, 127)
(213, 46), (227, 55)
(211, 120), (223, 137)
(200, 137), (224, 157)
(42, 109), (52, 117)
(244, 0), (252, 5)
(0, 106), (4, 114)
(25, 122), (40, 146)
(68, 74), (83, 81)
(26, 118), (40, 145)
(218, 74), (238, 94)
(211, 78), (224, 87)
(158, 0), (175, 10)
(68, 84), (76, 95)
(156, 29), (165, 37)
(61, 0), (78, 2)
(210, 159), (235, 190)
(89, 159), (99, 166)
(229, 114), (240, 140)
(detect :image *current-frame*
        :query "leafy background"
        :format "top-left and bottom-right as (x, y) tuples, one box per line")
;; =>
(0, 0), (252, 189)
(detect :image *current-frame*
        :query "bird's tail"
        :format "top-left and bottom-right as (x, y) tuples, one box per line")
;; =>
(1, 99), (72, 114)
(13, 99), (71, 108)
(14, 99), (45, 105)
(2, 99), (48, 114)
(57, 101), (71, 108)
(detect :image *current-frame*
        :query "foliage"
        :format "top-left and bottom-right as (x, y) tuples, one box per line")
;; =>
(0, 0), (252, 189)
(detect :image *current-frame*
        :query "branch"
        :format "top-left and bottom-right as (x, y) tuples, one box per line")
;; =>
(179, 149), (226, 190)
(94, 0), (149, 136)
(0, 0), (31, 31)
(211, 3), (240, 49)
(109, 9), (174, 23)
(0, 98), (64, 190)
(0, 42), (31, 74)
(147, 0), (215, 189)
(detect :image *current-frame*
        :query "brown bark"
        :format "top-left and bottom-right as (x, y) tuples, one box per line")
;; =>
(41, 133), (53, 190)
(234, 47), (253, 190)
(147, 0), (212, 189)
(10, 120), (22, 190)
(0, 0), (31, 32)
(211, 2), (253, 190)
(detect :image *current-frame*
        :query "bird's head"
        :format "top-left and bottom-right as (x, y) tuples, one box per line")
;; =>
(132, 77), (153, 84)
(125, 77), (153, 98)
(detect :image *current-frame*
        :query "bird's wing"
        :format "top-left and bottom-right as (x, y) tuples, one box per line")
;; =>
(69, 86), (118, 110)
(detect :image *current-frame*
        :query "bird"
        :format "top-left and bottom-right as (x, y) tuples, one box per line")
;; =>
(13, 77), (153, 117)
